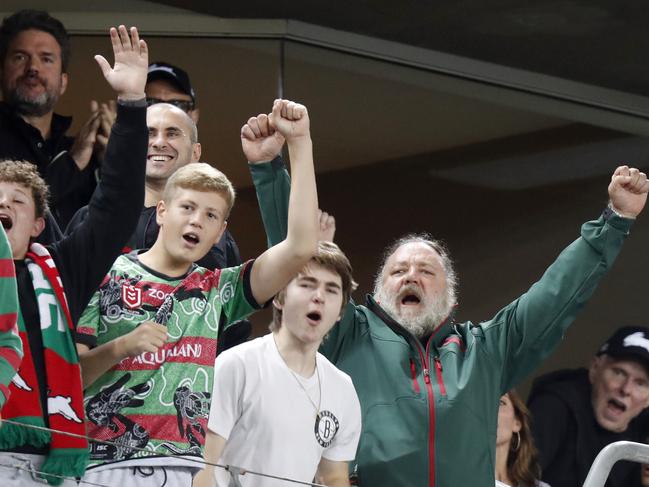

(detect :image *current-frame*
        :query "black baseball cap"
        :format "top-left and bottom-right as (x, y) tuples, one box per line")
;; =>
(597, 326), (649, 372)
(147, 62), (196, 103)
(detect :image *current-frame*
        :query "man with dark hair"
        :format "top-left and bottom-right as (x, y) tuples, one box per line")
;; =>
(146, 61), (199, 123)
(0, 9), (104, 230)
(529, 326), (649, 487)
(0, 9), (70, 76)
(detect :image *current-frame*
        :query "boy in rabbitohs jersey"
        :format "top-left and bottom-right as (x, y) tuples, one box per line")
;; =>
(75, 99), (319, 486)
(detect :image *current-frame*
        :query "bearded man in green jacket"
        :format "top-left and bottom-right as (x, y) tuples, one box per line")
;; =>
(253, 163), (649, 487)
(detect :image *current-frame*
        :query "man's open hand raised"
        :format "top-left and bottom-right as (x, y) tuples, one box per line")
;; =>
(94, 25), (148, 101)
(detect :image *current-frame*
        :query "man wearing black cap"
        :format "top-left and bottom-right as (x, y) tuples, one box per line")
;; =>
(146, 61), (199, 123)
(528, 326), (649, 487)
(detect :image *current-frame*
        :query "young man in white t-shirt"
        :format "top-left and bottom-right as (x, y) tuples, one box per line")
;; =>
(194, 240), (362, 487)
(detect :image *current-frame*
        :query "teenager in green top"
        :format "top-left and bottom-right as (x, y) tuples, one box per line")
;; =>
(76, 99), (319, 485)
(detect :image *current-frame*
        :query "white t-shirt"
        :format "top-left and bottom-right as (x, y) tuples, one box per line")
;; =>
(208, 334), (362, 487)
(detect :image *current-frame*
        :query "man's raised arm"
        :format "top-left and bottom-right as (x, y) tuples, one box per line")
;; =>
(247, 99), (319, 305)
(492, 165), (649, 392)
(55, 26), (148, 318)
(243, 110), (289, 248)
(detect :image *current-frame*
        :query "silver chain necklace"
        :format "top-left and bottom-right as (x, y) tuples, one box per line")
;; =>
(288, 362), (322, 421)
(274, 336), (322, 420)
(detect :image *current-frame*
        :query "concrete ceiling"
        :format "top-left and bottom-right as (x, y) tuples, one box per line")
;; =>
(3, 1), (648, 188)
(49, 33), (569, 187)
(152, 0), (649, 98)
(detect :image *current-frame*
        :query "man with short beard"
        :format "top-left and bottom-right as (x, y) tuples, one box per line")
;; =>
(259, 166), (649, 486)
(0, 10), (103, 231)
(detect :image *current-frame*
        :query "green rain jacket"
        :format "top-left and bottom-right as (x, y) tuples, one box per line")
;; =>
(250, 161), (633, 487)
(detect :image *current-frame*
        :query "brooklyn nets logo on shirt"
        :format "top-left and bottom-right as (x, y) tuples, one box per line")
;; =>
(314, 410), (339, 447)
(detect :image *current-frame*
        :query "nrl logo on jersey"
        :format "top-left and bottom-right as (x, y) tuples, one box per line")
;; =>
(121, 283), (142, 309)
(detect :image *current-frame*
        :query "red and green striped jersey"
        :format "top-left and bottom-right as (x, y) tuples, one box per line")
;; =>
(77, 252), (260, 470)
(0, 225), (22, 406)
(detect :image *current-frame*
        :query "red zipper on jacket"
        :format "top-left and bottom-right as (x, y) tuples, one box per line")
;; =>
(434, 357), (446, 396)
(409, 359), (420, 394)
(412, 338), (436, 487)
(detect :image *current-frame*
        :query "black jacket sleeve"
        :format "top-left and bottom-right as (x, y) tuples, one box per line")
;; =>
(35, 211), (63, 245)
(528, 390), (572, 472)
(46, 151), (98, 229)
(64, 205), (89, 236)
(50, 102), (147, 324)
(44, 149), (95, 204)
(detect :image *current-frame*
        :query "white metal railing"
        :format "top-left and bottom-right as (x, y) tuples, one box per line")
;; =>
(582, 441), (649, 487)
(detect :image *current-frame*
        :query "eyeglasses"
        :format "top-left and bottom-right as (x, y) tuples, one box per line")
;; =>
(146, 97), (195, 113)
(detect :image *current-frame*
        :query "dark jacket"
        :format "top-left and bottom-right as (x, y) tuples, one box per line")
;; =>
(0, 102), (98, 230)
(528, 368), (648, 487)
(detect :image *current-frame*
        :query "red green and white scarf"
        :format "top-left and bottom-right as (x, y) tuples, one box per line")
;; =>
(0, 243), (88, 485)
